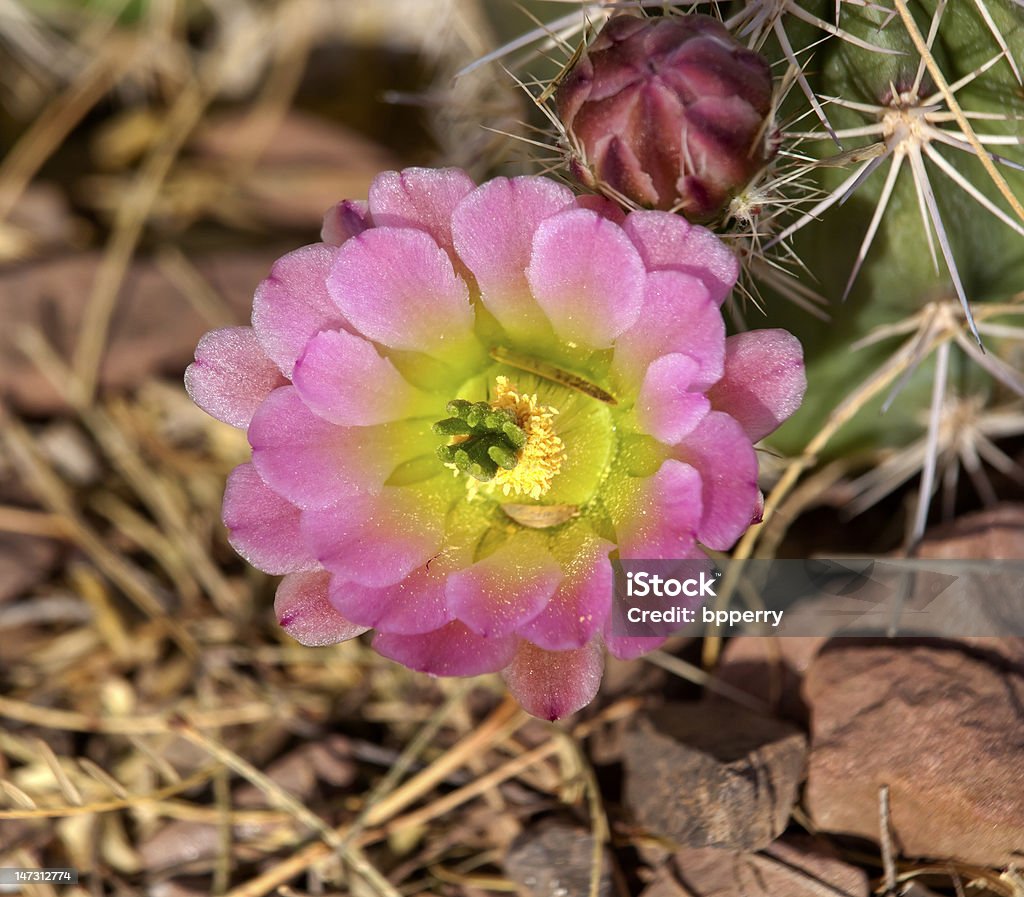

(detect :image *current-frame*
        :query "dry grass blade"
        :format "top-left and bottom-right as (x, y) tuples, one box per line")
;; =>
(0, 767), (218, 820)
(78, 759), (130, 800)
(0, 779), (37, 809)
(156, 245), (238, 328)
(378, 739), (560, 840)
(0, 505), (67, 538)
(0, 41), (131, 222)
(360, 695), (523, 829)
(68, 565), (132, 661)
(0, 407), (197, 658)
(427, 864), (520, 891)
(220, 700), (638, 897)
(89, 492), (203, 609)
(72, 75), (214, 399)
(171, 719), (404, 897)
(17, 326), (241, 616)
(555, 731), (610, 897)
(645, 651), (771, 713)
(895, 865), (1019, 897)
(338, 679), (479, 847)
(208, 0), (317, 202)
(213, 768), (233, 896)
(0, 693), (282, 736)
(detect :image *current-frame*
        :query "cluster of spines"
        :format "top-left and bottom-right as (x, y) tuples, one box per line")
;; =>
(433, 399), (527, 482)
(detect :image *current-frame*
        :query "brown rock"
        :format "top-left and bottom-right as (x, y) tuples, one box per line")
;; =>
(0, 250), (278, 414)
(657, 836), (868, 897)
(639, 866), (691, 897)
(588, 650), (678, 766)
(716, 506), (1024, 721)
(805, 642), (1024, 865)
(140, 819), (266, 873)
(715, 636), (824, 721)
(914, 504), (1024, 559)
(911, 504), (1024, 667)
(623, 702), (807, 850)
(504, 820), (612, 897)
(139, 820), (219, 872)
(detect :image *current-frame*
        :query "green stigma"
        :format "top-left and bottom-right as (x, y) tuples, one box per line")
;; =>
(433, 399), (527, 482)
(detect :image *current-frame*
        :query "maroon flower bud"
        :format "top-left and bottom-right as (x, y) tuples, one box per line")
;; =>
(555, 13), (775, 221)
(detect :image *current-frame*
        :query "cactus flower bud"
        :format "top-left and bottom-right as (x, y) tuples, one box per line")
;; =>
(555, 13), (775, 221)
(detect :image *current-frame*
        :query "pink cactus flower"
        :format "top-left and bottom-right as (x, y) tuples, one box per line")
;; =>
(186, 168), (805, 720)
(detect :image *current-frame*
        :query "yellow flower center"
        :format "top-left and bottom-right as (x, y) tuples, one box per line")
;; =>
(487, 376), (564, 500)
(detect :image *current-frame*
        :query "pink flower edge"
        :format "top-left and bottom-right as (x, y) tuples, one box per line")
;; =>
(187, 167), (806, 720)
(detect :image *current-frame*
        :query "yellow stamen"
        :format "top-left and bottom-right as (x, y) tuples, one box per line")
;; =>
(488, 376), (564, 500)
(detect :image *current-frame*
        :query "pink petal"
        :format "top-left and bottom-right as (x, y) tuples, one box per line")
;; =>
(611, 269), (723, 392)
(300, 487), (444, 588)
(623, 210), (738, 305)
(293, 329), (422, 426)
(675, 411), (759, 551)
(451, 176), (574, 340)
(603, 627), (668, 661)
(222, 463), (317, 575)
(321, 199), (370, 246)
(707, 330), (806, 442)
(752, 489), (765, 525)
(616, 459), (704, 559)
(252, 243), (347, 378)
(275, 571), (368, 646)
(516, 538), (614, 650)
(374, 621), (517, 677)
(635, 353), (712, 445)
(503, 640), (604, 720)
(184, 327), (286, 429)
(328, 565), (452, 635)
(367, 167), (475, 255)
(527, 208), (645, 348)
(248, 386), (411, 509)
(328, 227), (475, 354)
(445, 537), (563, 638)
